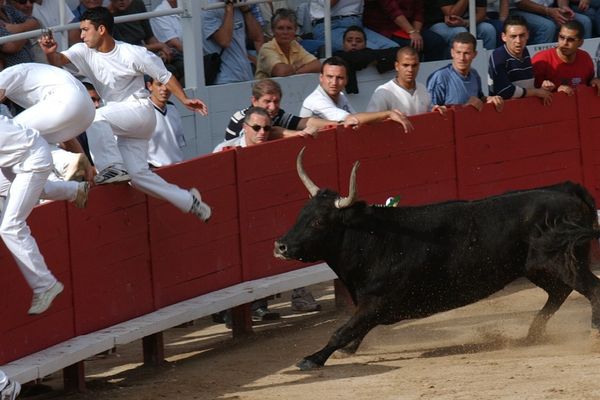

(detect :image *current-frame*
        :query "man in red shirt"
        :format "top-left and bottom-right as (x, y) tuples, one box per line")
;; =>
(532, 20), (600, 96)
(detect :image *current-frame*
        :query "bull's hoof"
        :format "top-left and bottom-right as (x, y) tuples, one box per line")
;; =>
(296, 358), (322, 371)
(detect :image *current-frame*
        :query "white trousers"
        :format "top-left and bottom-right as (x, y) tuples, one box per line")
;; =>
(0, 137), (56, 293)
(13, 85), (95, 144)
(88, 98), (193, 212)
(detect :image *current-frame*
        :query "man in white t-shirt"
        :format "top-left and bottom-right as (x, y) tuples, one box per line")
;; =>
(145, 75), (185, 168)
(300, 56), (414, 132)
(40, 6), (212, 222)
(0, 115), (63, 315)
(367, 46), (445, 116)
(150, 0), (182, 53)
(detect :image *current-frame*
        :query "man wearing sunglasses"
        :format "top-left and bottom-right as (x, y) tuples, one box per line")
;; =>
(215, 107), (273, 152)
(532, 20), (600, 96)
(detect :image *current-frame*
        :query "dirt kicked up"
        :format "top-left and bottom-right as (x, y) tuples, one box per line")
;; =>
(27, 278), (600, 399)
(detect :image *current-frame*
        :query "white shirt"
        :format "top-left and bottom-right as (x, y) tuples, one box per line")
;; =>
(62, 42), (172, 102)
(367, 80), (431, 116)
(0, 63), (86, 108)
(33, 0), (75, 50)
(0, 115), (38, 167)
(299, 85), (356, 121)
(148, 101), (185, 167)
(150, 0), (181, 44)
(213, 133), (248, 153)
(310, 0), (363, 19)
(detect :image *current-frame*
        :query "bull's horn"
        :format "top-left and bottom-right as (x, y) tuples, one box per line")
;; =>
(335, 161), (360, 209)
(296, 147), (320, 197)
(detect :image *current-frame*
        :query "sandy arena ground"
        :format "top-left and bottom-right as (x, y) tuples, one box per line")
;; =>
(20, 278), (600, 399)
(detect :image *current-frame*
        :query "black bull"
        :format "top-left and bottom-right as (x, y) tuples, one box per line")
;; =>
(274, 149), (600, 370)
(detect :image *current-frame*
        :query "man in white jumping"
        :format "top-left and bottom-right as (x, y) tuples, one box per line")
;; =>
(0, 63), (95, 209)
(40, 6), (212, 221)
(0, 115), (63, 315)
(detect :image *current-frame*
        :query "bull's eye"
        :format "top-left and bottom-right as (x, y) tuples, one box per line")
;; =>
(310, 218), (323, 228)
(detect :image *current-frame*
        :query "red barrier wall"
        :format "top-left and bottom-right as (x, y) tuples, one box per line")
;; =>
(2, 87), (599, 364)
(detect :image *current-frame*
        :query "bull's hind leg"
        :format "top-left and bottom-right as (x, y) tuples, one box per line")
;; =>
(297, 303), (380, 370)
(526, 272), (572, 341)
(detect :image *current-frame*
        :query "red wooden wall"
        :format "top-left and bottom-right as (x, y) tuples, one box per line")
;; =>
(1, 87), (600, 364)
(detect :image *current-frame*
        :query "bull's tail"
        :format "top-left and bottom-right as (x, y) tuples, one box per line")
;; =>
(530, 218), (600, 275)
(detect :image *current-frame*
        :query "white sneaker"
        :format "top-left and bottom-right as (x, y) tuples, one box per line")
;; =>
(73, 181), (89, 209)
(0, 379), (20, 400)
(189, 188), (212, 222)
(64, 153), (91, 182)
(28, 281), (64, 315)
(94, 166), (130, 185)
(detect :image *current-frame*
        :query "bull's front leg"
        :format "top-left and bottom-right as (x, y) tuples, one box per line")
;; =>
(297, 305), (379, 370)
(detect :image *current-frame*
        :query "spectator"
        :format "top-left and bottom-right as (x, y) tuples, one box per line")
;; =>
(367, 46), (446, 115)
(363, 0), (446, 61)
(0, 368), (20, 399)
(41, 6), (212, 222)
(533, 20), (600, 95)
(333, 25), (399, 93)
(108, 0), (184, 83)
(144, 75), (185, 168)
(225, 78), (335, 140)
(202, 0), (263, 84)
(0, 2), (39, 67)
(513, 0), (592, 44)
(427, 32), (504, 110)
(485, 0), (510, 46)
(309, 0), (398, 52)
(488, 15), (553, 104)
(569, 0), (600, 37)
(299, 56), (414, 133)
(424, 0), (497, 51)
(255, 8), (321, 79)
(150, 0), (182, 53)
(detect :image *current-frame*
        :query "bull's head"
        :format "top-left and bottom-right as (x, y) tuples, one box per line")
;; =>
(274, 148), (363, 263)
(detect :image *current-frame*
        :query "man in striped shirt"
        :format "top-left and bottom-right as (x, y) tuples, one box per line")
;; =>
(488, 15), (552, 105)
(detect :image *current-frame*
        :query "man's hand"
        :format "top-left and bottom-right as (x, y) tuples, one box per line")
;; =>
(410, 31), (423, 51)
(182, 98), (208, 115)
(388, 109), (414, 133)
(548, 7), (569, 24)
(541, 80), (556, 92)
(465, 96), (484, 111)
(342, 115), (360, 128)
(530, 87), (553, 105)
(431, 105), (447, 115)
(486, 95), (504, 112)
(38, 31), (57, 54)
(557, 84), (575, 96)
(578, 0), (590, 11)
(445, 14), (466, 27)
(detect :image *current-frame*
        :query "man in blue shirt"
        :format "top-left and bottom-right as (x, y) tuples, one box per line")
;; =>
(488, 15), (552, 105)
(427, 32), (504, 111)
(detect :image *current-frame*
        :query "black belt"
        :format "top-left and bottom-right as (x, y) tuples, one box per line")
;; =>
(312, 14), (361, 26)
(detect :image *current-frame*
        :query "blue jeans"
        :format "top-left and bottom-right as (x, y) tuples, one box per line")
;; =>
(571, 1), (600, 37)
(428, 21), (497, 50)
(312, 15), (398, 52)
(512, 10), (592, 44)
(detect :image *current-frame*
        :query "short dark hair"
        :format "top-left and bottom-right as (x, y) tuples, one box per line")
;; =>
(343, 25), (366, 43)
(244, 106), (271, 124)
(321, 56), (349, 74)
(452, 32), (477, 50)
(252, 79), (282, 99)
(503, 15), (529, 33)
(81, 6), (114, 35)
(396, 46), (419, 60)
(562, 20), (584, 39)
